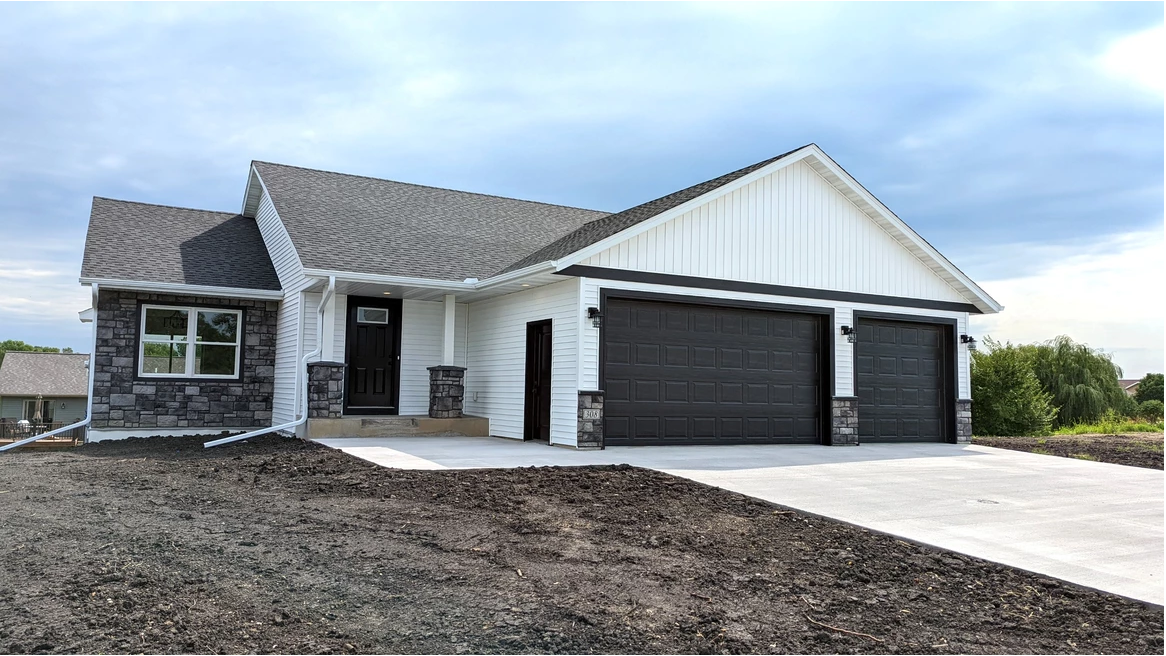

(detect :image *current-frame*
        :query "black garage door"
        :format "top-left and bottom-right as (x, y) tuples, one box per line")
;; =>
(603, 298), (823, 445)
(855, 318), (949, 443)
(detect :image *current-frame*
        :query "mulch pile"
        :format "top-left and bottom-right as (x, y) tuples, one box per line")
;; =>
(1, 434), (1161, 654)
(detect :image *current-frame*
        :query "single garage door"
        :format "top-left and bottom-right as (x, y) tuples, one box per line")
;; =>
(855, 318), (949, 443)
(603, 298), (823, 445)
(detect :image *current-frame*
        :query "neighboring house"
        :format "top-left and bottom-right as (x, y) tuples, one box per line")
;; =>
(0, 352), (90, 432)
(78, 144), (1001, 448)
(1119, 379), (1140, 397)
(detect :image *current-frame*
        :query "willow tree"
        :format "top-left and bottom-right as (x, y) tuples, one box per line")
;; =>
(1025, 336), (1128, 427)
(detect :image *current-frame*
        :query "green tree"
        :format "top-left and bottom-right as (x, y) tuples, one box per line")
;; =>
(970, 338), (1057, 436)
(0, 340), (71, 367)
(1025, 336), (1128, 427)
(1134, 373), (1164, 404)
(1139, 400), (1164, 422)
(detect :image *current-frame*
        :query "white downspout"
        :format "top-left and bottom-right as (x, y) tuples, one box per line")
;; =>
(1, 283), (100, 453)
(204, 276), (335, 448)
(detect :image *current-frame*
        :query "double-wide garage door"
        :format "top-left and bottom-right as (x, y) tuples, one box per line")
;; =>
(603, 298), (823, 445)
(602, 298), (951, 445)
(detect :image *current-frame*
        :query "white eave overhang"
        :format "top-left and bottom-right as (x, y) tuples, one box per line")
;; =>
(79, 278), (285, 301)
(300, 261), (566, 302)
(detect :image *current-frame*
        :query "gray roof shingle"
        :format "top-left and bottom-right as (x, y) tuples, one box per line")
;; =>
(498, 145), (807, 273)
(0, 352), (90, 397)
(252, 162), (610, 281)
(81, 198), (281, 291)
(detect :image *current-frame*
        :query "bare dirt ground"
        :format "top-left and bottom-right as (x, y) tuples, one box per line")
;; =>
(1, 434), (1161, 655)
(974, 433), (1163, 470)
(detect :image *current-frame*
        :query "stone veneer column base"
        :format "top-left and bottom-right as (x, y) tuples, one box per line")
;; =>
(307, 362), (346, 419)
(955, 399), (973, 443)
(428, 366), (466, 419)
(577, 390), (604, 450)
(830, 396), (859, 446)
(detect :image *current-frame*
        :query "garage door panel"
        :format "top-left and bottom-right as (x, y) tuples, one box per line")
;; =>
(856, 318), (948, 443)
(607, 341), (631, 365)
(604, 298), (822, 446)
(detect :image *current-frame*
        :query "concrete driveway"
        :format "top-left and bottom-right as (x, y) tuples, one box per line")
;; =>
(314, 436), (1164, 605)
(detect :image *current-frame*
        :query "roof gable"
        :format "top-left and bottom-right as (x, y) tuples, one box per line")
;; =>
(248, 161), (609, 281)
(538, 144), (1001, 313)
(0, 352), (90, 397)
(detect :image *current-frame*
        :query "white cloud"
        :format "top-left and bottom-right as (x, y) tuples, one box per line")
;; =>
(969, 228), (1164, 378)
(1098, 24), (1164, 92)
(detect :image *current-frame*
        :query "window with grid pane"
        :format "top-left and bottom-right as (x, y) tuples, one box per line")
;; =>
(139, 305), (242, 378)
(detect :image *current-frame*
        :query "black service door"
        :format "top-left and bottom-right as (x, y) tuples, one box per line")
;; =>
(603, 298), (823, 445)
(524, 320), (553, 441)
(855, 318), (948, 442)
(345, 297), (402, 414)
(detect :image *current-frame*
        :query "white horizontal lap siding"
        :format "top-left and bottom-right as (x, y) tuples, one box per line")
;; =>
(252, 189), (306, 426)
(302, 292), (347, 363)
(581, 279), (970, 402)
(398, 300), (469, 415)
(583, 160), (968, 304)
(464, 279), (580, 445)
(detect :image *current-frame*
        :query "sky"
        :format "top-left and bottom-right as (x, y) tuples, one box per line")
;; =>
(0, 2), (1162, 376)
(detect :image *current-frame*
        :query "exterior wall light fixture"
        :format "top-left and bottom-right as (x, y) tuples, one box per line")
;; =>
(961, 334), (977, 351)
(587, 306), (603, 328)
(840, 325), (856, 343)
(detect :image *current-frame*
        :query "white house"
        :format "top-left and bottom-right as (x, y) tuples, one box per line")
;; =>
(77, 144), (1000, 448)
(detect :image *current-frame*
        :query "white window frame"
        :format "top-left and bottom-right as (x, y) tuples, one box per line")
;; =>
(138, 304), (243, 379)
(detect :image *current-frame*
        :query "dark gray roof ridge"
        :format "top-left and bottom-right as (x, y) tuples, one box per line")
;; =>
(251, 160), (610, 215)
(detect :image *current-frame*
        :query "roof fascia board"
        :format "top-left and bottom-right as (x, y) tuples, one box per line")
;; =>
(553, 147), (816, 269)
(302, 261), (556, 292)
(248, 167), (310, 283)
(240, 164), (264, 218)
(79, 278), (284, 300)
(802, 145), (1003, 313)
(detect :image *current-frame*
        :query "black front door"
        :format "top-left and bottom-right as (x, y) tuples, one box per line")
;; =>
(524, 320), (553, 441)
(345, 297), (402, 415)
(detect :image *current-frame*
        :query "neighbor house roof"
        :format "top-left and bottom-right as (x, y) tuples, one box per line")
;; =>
(499, 145), (806, 273)
(81, 198), (281, 291)
(0, 352), (90, 397)
(1119, 379), (1141, 391)
(250, 161), (610, 281)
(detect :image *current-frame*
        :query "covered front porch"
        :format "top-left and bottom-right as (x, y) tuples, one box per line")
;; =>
(296, 272), (588, 445)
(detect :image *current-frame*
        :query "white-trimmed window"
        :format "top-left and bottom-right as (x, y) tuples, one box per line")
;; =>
(139, 305), (242, 378)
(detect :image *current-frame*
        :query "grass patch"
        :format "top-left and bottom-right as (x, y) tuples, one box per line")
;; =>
(1070, 453), (1099, 462)
(1053, 419), (1164, 436)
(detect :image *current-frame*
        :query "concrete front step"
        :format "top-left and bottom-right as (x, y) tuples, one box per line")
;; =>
(306, 415), (489, 439)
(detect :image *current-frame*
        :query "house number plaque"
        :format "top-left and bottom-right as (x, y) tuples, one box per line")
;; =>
(581, 409), (601, 419)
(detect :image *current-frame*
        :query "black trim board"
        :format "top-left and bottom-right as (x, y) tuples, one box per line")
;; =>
(851, 312), (959, 444)
(561, 265), (982, 314)
(598, 289), (835, 445)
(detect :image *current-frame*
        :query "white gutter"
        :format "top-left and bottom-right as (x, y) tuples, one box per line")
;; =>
(203, 276), (336, 448)
(300, 260), (558, 293)
(78, 278), (284, 300)
(1, 284), (101, 453)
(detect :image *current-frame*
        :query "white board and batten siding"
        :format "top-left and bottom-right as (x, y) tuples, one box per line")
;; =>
(464, 279), (581, 446)
(581, 159), (969, 305)
(252, 188), (312, 427)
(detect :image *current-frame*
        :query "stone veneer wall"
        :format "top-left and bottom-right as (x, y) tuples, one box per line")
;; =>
(955, 399), (972, 443)
(577, 390), (604, 449)
(830, 396), (859, 445)
(91, 289), (278, 429)
(428, 366), (466, 419)
(307, 362), (346, 419)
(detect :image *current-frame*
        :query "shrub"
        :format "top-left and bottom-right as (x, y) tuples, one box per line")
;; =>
(1139, 400), (1164, 422)
(1134, 374), (1164, 405)
(970, 338), (1056, 436)
(1025, 336), (1128, 428)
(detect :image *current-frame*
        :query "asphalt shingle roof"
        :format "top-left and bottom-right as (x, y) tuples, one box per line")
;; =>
(498, 146), (807, 273)
(252, 162), (610, 281)
(81, 198), (281, 291)
(0, 352), (90, 397)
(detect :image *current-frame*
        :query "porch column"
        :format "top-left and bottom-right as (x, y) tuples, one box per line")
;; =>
(442, 293), (456, 365)
(321, 292), (337, 361)
(429, 294), (465, 418)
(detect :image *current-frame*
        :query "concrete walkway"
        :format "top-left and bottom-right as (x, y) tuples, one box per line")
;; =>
(314, 436), (1164, 605)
